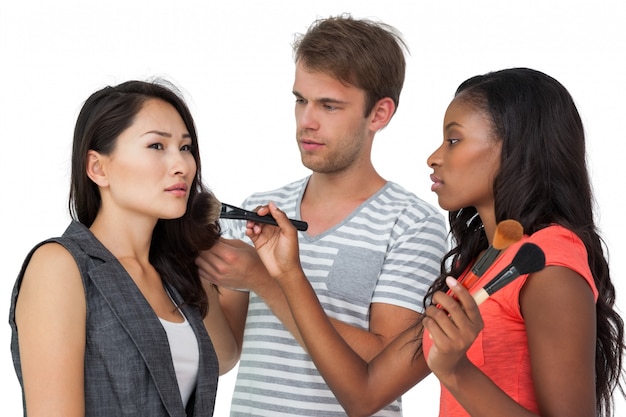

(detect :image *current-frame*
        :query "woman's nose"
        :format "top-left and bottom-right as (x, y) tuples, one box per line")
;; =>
(427, 144), (443, 167)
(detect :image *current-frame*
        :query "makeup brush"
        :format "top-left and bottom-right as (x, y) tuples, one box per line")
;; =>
(473, 242), (545, 305)
(460, 219), (524, 290)
(219, 202), (309, 231)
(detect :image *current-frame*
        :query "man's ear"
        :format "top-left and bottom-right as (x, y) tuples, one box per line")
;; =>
(368, 97), (396, 132)
(86, 150), (109, 187)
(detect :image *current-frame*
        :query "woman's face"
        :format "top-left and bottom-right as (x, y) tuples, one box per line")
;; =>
(427, 96), (501, 214)
(92, 98), (197, 221)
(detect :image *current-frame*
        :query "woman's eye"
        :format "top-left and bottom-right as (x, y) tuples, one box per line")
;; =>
(149, 143), (164, 150)
(181, 144), (193, 152)
(447, 138), (459, 145)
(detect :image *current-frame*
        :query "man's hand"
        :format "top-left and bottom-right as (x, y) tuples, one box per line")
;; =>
(245, 202), (303, 283)
(196, 237), (268, 292)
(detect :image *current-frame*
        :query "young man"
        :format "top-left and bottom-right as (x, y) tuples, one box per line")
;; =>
(197, 14), (447, 416)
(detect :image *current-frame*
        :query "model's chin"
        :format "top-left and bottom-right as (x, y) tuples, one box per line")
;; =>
(161, 207), (188, 220)
(434, 196), (459, 213)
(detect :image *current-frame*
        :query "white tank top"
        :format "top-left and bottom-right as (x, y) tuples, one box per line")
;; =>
(159, 313), (199, 406)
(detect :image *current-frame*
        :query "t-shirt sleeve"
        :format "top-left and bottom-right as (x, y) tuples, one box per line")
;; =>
(532, 225), (598, 300)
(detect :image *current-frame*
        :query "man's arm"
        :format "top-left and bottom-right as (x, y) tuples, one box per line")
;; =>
(197, 237), (422, 361)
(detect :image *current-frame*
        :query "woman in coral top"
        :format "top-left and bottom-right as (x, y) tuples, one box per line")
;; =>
(244, 68), (624, 417)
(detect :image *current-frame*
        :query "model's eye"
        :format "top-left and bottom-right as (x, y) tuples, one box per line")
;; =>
(181, 144), (193, 152)
(447, 138), (460, 146)
(323, 104), (337, 111)
(149, 143), (164, 150)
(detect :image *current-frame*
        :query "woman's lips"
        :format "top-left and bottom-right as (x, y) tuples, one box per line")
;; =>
(165, 183), (188, 197)
(430, 174), (443, 192)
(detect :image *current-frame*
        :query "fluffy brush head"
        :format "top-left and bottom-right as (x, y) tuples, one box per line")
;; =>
(190, 190), (222, 226)
(186, 190), (222, 251)
(492, 220), (524, 250)
(511, 242), (546, 274)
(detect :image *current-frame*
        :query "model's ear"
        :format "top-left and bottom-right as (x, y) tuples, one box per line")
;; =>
(86, 150), (109, 187)
(368, 97), (396, 132)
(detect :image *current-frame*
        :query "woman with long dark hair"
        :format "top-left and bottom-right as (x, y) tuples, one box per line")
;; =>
(244, 68), (625, 417)
(10, 80), (237, 416)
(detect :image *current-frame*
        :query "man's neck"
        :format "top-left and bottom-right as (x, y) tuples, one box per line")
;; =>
(300, 170), (386, 236)
(306, 170), (386, 202)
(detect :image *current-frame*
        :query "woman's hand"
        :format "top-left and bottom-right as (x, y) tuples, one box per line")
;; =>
(423, 277), (484, 381)
(245, 202), (302, 282)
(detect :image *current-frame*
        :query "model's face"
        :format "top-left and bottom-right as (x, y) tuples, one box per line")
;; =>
(427, 96), (501, 214)
(292, 61), (372, 174)
(97, 98), (197, 221)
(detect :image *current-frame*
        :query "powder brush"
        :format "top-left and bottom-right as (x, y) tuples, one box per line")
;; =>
(473, 242), (546, 305)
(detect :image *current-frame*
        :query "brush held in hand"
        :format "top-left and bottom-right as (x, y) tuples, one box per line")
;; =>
(471, 220), (524, 277)
(459, 220), (524, 292)
(473, 242), (546, 305)
(219, 203), (309, 231)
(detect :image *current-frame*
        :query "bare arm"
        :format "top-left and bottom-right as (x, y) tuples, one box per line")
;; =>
(425, 268), (597, 417)
(15, 243), (86, 417)
(198, 234), (421, 363)
(201, 281), (241, 375)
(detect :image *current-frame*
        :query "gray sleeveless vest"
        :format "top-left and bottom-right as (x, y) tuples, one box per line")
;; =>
(9, 221), (219, 416)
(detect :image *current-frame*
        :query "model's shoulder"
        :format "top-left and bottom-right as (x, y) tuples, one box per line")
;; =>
(530, 225), (584, 250)
(30, 241), (75, 261)
(529, 225), (591, 278)
(23, 241), (81, 287)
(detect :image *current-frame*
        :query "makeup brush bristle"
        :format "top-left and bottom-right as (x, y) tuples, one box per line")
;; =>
(492, 220), (524, 250)
(510, 242), (546, 275)
(470, 219), (524, 279)
(191, 190), (222, 225)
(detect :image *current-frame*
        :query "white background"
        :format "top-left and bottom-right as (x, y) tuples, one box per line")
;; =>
(1, 1), (625, 415)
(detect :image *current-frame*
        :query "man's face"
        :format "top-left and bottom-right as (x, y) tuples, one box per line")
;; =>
(292, 62), (372, 175)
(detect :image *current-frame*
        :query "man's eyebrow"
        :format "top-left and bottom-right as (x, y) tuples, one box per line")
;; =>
(317, 97), (347, 105)
(292, 91), (347, 105)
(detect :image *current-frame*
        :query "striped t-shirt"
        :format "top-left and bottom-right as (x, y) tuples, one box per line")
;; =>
(222, 177), (447, 417)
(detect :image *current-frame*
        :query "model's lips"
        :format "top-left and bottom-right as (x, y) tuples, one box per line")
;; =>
(430, 174), (443, 192)
(165, 183), (188, 197)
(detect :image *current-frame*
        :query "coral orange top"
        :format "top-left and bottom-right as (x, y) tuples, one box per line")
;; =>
(422, 225), (598, 416)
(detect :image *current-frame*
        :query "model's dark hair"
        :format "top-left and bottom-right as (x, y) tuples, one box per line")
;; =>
(421, 68), (624, 416)
(69, 79), (221, 316)
(292, 13), (407, 117)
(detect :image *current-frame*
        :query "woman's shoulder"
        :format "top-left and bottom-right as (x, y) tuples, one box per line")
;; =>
(527, 224), (596, 298)
(24, 241), (82, 287)
(529, 224), (587, 260)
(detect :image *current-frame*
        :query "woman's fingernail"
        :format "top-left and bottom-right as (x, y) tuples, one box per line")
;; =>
(446, 276), (458, 288)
